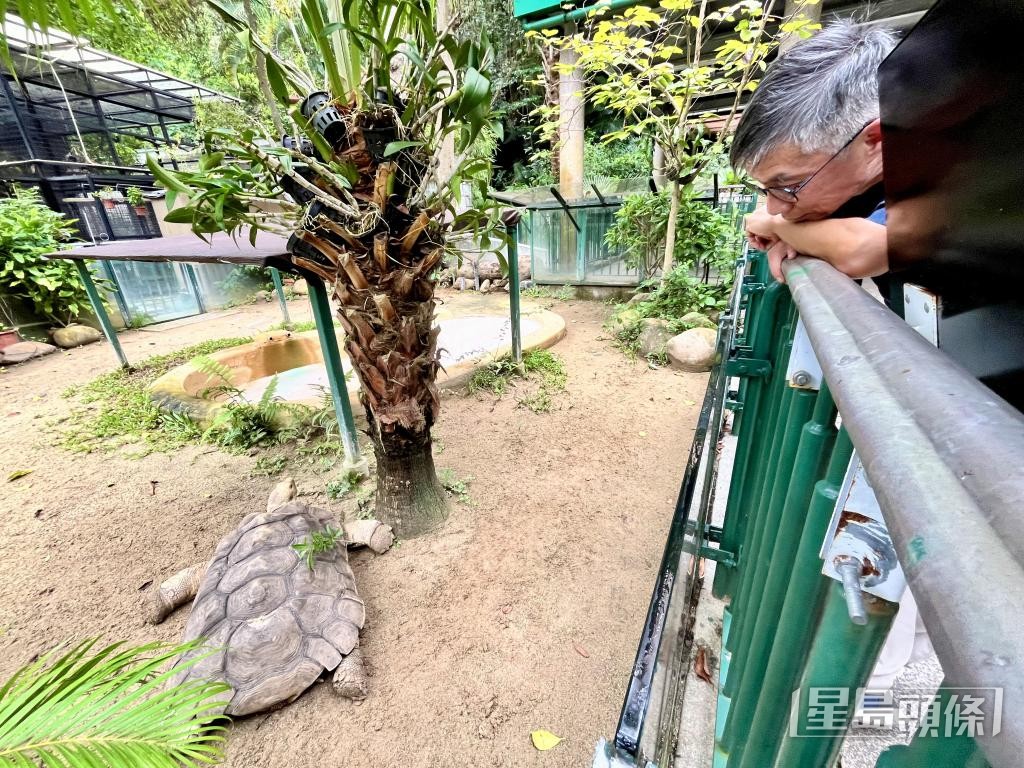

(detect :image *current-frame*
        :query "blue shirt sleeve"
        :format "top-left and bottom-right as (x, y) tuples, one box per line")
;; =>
(867, 203), (887, 225)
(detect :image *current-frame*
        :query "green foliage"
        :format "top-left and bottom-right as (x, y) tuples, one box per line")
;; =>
(292, 524), (343, 569)
(251, 454), (289, 477)
(58, 337), (252, 455)
(539, 2), (820, 186)
(438, 468), (473, 505)
(609, 314), (647, 359)
(643, 266), (731, 318)
(0, 188), (86, 327)
(507, 136), (652, 189)
(0, 638), (229, 767)
(467, 349), (567, 412)
(585, 136), (653, 181)
(217, 264), (273, 302)
(124, 186), (145, 207)
(466, 355), (522, 395)
(325, 468), (364, 499)
(606, 191), (740, 281)
(194, 356), (301, 451)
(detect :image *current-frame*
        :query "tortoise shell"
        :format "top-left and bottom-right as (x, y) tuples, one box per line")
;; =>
(168, 501), (364, 716)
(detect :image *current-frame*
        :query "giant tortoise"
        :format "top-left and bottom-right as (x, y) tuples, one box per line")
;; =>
(150, 479), (393, 715)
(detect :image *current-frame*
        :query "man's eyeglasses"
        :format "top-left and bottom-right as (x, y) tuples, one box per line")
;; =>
(744, 122), (871, 204)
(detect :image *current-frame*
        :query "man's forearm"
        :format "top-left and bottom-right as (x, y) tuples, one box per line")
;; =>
(772, 218), (888, 277)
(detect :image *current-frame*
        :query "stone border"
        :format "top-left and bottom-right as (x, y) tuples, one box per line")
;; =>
(147, 307), (566, 427)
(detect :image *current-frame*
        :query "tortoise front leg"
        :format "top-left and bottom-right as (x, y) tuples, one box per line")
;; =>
(149, 563), (207, 624)
(343, 520), (394, 554)
(333, 646), (369, 700)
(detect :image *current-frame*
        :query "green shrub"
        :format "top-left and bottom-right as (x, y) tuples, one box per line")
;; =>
(0, 187), (87, 326)
(605, 190), (740, 282)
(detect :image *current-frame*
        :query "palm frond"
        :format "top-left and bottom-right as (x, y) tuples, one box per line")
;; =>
(0, 639), (230, 768)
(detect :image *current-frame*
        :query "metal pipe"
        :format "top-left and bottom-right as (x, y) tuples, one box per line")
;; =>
(522, 0), (640, 31)
(73, 260), (129, 368)
(782, 256), (1024, 767)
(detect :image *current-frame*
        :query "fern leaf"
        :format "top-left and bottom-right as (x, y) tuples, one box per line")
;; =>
(257, 375), (280, 411)
(0, 640), (230, 768)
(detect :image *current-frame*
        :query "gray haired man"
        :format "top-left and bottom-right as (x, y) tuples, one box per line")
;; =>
(731, 20), (898, 282)
(732, 20), (935, 700)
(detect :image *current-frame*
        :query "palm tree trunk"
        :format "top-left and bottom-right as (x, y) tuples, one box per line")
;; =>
(288, 109), (449, 537)
(373, 427), (447, 537)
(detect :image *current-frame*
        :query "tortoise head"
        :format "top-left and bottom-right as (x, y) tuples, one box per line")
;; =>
(267, 478), (298, 512)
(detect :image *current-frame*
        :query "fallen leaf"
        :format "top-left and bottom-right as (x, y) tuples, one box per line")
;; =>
(7, 469), (32, 482)
(694, 645), (713, 685)
(531, 729), (562, 751)
(137, 579), (153, 591)
(573, 642), (590, 658)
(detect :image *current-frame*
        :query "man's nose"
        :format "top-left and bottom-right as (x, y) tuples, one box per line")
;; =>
(765, 194), (793, 216)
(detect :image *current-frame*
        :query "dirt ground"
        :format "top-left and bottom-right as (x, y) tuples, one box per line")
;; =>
(0, 290), (706, 767)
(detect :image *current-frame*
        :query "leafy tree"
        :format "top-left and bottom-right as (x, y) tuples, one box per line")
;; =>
(606, 188), (738, 281)
(534, 0), (819, 282)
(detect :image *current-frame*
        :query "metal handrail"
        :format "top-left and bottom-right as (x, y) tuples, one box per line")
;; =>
(782, 256), (1024, 768)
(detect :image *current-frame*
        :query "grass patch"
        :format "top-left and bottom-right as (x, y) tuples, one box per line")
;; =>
(521, 284), (574, 301)
(465, 349), (567, 413)
(58, 337), (252, 455)
(438, 468), (473, 505)
(251, 454), (289, 477)
(325, 468), (365, 500)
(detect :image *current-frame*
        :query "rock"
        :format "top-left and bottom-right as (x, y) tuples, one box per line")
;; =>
(638, 318), (673, 358)
(520, 279), (534, 290)
(0, 340), (58, 365)
(627, 291), (653, 306)
(607, 308), (643, 332)
(254, 290), (272, 303)
(291, 279), (309, 295)
(51, 324), (102, 349)
(680, 311), (717, 329)
(666, 327), (718, 372)
(480, 279), (492, 293)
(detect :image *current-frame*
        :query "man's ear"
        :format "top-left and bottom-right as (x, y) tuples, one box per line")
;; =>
(864, 118), (883, 148)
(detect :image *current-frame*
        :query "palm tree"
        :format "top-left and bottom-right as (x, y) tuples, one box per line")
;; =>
(150, 0), (499, 537)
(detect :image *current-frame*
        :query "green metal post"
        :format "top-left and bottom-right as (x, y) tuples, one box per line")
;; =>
(725, 382), (814, 698)
(724, 313), (798, 650)
(73, 260), (129, 368)
(506, 222), (523, 363)
(725, 388), (840, 762)
(306, 276), (360, 465)
(732, 429), (854, 768)
(876, 683), (993, 768)
(269, 267), (291, 327)
(772, 582), (897, 768)
(713, 284), (788, 600)
(737, 397), (847, 768)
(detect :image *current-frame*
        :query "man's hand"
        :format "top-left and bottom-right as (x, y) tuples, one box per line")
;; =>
(744, 207), (781, 251)
(767, 240), (798, 283)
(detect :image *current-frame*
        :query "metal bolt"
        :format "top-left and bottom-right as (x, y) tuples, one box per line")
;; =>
(791, 370), (812, 387)
(835, 557), (868, 626)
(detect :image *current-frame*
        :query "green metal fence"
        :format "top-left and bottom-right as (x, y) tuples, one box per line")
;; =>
(708, 249), (1001, 768)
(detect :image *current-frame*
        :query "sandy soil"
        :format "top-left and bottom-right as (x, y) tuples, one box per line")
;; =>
(0, 290), (706, 767)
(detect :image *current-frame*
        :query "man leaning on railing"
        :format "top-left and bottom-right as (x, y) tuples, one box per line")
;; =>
(731, 20), (894, 287)
(728, 18), (935, 698)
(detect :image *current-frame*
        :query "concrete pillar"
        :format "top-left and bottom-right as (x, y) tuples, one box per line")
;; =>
(780, 0), (822, 53)
(558, 25), (585, 200)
